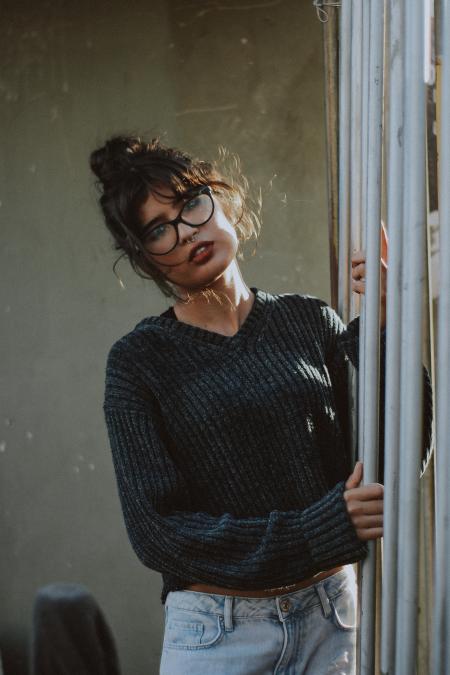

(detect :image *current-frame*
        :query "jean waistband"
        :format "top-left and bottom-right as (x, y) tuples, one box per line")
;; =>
(165, 565), (356, 621)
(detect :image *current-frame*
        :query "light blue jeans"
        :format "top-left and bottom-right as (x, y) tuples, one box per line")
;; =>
(159, 566), (357, 674)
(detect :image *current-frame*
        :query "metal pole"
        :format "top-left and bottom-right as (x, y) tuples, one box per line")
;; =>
(348, 8), (365, 668)
(337, 0), (357, 484)
(349, 0), (363, 321)
(359, 2), (384, 673)
(338, 0), (352, 323)
(357, 0), (371, 469)
(320, 4), (340, 311)
(395, 0), (427, 671)
(361, 1), (370, 230)
(432, 1), (450, 672)
(381, 2), (404, 673)
(348, 24), (366, 645)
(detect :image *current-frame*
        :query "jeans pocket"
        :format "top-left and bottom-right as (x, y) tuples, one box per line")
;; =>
(329, 588), (357, 632)
(163, 607), (225, 651)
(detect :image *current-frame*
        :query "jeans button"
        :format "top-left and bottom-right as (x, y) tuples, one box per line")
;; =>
(280, 598), (291, 611)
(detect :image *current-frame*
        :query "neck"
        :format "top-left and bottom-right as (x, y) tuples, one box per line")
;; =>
(172, 261), (255, 336)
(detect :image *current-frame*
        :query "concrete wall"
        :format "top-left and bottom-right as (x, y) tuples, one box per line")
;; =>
(0, 2), (328, 673)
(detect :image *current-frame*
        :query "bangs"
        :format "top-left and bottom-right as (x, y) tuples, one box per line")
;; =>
(134, 155), (210, 196)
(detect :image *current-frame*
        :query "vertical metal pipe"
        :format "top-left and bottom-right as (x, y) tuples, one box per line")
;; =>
(357, 0), (371, 470)
(348, 9), (365, 668)
(337, 0), (358, 490)
(445, 26), (450, 667)
(348, 5), (368, 671)
(349, 12), (365, 588)
(338, 0), (352, 323)
(432, 1), (450, 672)
(358, 2), (385, 673)
(349, 1), (363, 322)
(361, 1), (371, 229)
(381, 2), (404, 673)
(395, 0), (427, 671)
(337, 0), (357, 482)
(321, 5), (340, 311)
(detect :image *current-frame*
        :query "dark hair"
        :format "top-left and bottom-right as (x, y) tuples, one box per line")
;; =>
(89, 135), (261, 300)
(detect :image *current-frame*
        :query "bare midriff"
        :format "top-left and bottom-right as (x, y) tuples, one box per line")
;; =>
(183, 565), (344, 597)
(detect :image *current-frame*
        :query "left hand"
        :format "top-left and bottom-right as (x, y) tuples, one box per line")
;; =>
(351, 221), (388, 329)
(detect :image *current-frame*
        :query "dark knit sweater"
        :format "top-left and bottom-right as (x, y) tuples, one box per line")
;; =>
(103, 287), (433, 605)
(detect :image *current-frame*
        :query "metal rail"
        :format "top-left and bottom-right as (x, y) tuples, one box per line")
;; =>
(432, 1), (450, 673)
(381, 1), (404, 672)
(394, 1), (427, 672)
(324, 0), (441, 669)
(358, 3), (385, 672)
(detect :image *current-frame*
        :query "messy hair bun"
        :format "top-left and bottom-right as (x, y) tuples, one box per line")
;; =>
(89, 134), (261, 300)
(90, 136), (142, 188)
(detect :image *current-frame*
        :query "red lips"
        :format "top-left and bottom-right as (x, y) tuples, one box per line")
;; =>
(188, 241), (214, 261)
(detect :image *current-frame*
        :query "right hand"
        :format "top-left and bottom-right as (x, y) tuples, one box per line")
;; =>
(343, 461), (384, 541)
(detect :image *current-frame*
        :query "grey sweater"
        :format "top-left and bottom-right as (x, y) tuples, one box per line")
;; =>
(103, 287), (433, 605)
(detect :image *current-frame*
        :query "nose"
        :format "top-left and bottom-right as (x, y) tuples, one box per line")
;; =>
(178, 221), (200, 245)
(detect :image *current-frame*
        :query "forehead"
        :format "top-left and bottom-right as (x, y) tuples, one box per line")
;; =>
(138, 183), (181, 223)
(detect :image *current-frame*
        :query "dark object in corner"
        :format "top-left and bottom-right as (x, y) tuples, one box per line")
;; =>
(30, 582), (121, 675)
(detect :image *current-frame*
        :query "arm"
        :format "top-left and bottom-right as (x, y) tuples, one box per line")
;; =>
(316, 300), (433, 482)
(103, 346), (368, 589)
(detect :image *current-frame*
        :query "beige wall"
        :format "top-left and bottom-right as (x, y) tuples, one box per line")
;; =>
(0, 2), (328, 673)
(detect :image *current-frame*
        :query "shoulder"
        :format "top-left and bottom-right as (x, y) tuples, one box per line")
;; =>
(105, 317), (171, 370)
(268, 291), (352, 351)
(104, 318), (173, 406)
(269, 289), (326, 307)
(270, 290), (332, 325)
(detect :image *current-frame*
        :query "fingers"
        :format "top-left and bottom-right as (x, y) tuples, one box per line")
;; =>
(351, 257), (388, 296)
(351, 251), (388, 274)
(352, 250), (365, 265)
(345, 483), (384, 501)
(355, 527), (383, 541)
(343, 474), (384, 541)
(345, 461), (363, 490)
(353, 514), (384, 528)
(351, 508), (384, 539)
(345, 497), (384, 515)
(351, 257), (366, 295)
(352, 262), (366, 279)
(352, 279), (365, 295)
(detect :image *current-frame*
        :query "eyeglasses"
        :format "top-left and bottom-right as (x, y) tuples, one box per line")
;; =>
(140, 185), (215, 255)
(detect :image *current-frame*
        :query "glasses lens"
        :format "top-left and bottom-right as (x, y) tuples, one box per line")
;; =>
(181, 192), (213, 226)
(143, 221), (177, 255)
(142, 191), (213, 255)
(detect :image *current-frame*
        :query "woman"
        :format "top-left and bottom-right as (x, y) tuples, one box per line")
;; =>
(90, 135), (429, 674)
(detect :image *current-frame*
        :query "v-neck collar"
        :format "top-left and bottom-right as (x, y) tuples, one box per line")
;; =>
(141, 287), (273, 349)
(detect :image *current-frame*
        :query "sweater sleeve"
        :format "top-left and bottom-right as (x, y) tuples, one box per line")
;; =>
(103, 346), (368, 588)
(315, 299), (433, 482)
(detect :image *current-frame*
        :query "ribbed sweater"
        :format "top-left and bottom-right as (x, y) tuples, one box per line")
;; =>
(103, 287), (433, 605)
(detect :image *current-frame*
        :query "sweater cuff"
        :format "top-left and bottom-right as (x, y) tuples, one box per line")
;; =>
(299, 481), (368, 566)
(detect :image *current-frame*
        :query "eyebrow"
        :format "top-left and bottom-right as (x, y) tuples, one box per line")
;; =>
(140, 199), (182, 232)
(141, 214), (167, 231)
(140, 190), (196, 231)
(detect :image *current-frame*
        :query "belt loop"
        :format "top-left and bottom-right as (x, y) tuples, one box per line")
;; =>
(315, 582), (332, 618)
(223, 595), (234, 632)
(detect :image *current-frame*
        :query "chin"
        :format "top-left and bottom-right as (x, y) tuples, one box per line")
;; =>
(178, 261), (234, 292)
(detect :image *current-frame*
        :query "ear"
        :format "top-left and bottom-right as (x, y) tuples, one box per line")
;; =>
(380, 220), (388, 265)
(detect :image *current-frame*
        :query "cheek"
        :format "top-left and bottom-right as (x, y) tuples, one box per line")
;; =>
(213, 210), (239, 243)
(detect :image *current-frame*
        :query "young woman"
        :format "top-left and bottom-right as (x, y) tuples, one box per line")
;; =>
(90, 135), (429, 674)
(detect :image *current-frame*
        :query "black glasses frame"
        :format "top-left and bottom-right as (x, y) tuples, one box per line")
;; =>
(141, 185), (215, 256)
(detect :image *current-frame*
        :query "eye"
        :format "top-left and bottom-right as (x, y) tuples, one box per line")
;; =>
(145, 222), (170, 242)
(184, 195), (201, 211)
